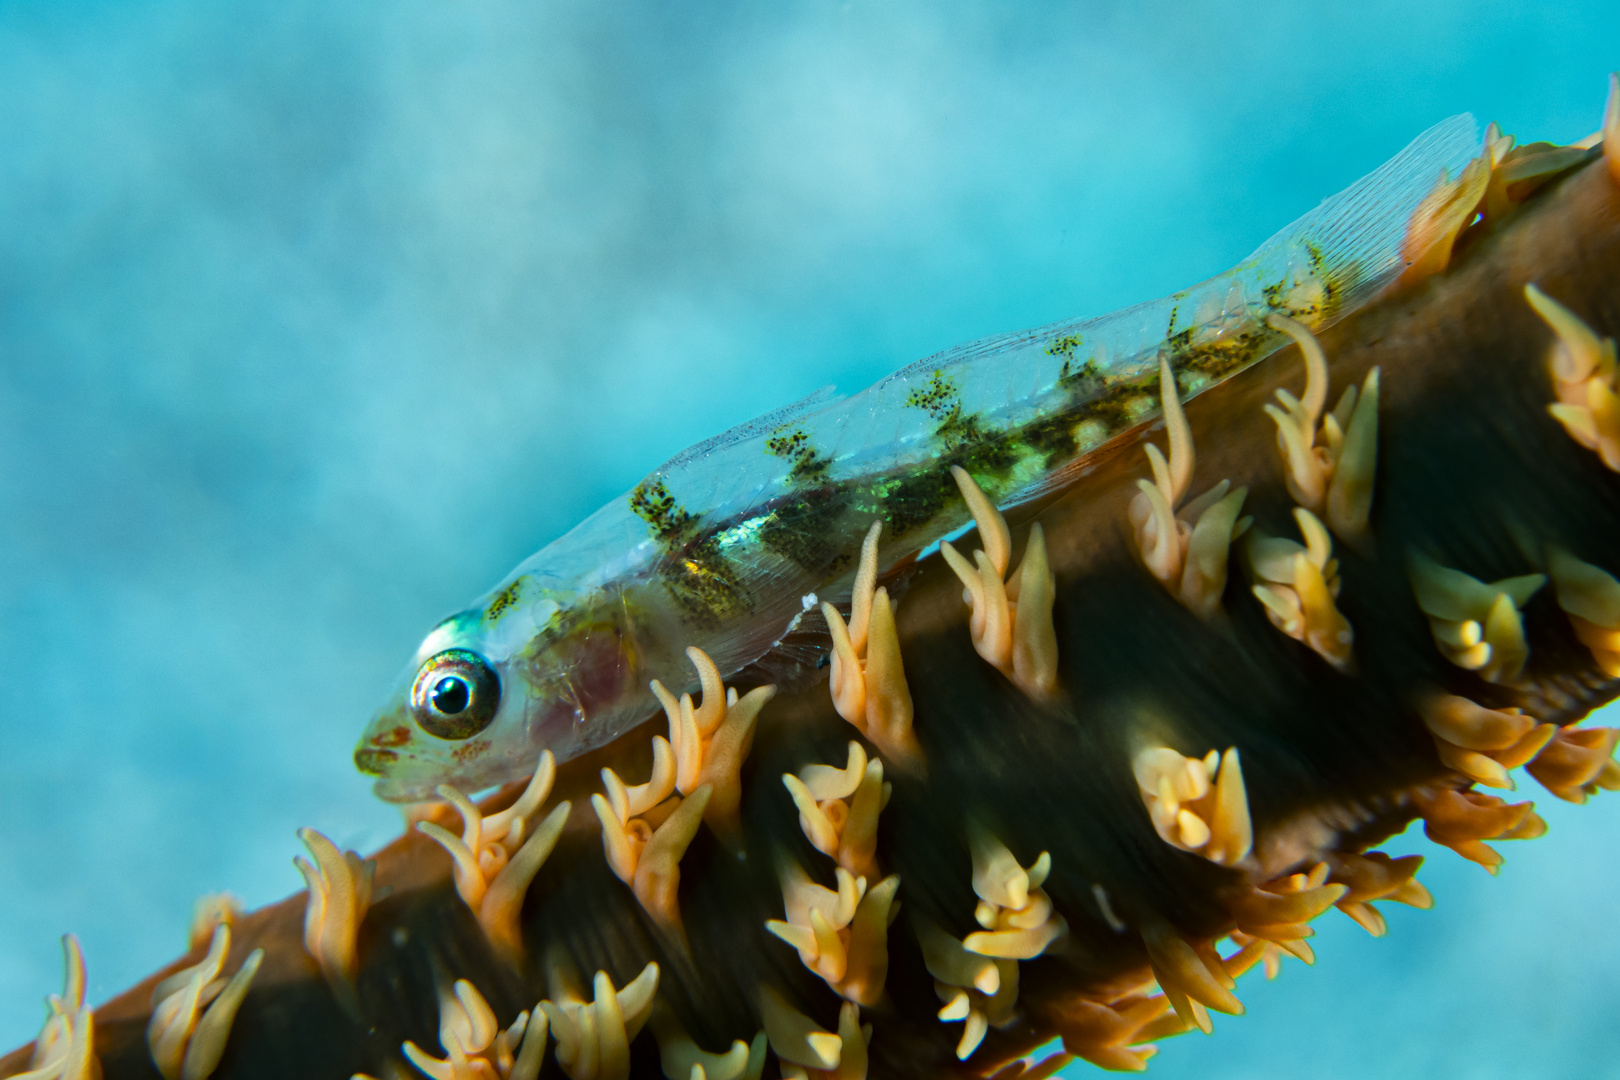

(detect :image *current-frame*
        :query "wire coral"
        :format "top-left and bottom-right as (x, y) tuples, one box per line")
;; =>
(12, 76), (1620, 1080)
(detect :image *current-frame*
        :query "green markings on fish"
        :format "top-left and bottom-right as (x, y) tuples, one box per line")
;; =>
(630, 478), (753, 629)
(355, 113), (1487, 802)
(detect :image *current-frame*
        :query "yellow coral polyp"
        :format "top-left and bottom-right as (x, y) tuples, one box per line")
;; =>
(1220, 862), (1348, 970)
(1045, 993), (1180, 1073)
(963, 831), (1067, 961)
(822, 522), (922, 763)
(1261, 314), (1380, 546)
(1324, 850), (1434, 937)
(417, 752), (571, 963)
(592, 782), (712, 940)
(648, 646), (776, 837)
(1140, 921), (1243, 1035)
(294, 826), (375, 1009)
(941, 470), (1062, 699)
(778, 1004), (870, 1080)
(1247, 508), (1353, 669)
(1411, 786), (1547, 874)
(1525, 284), (1620, 470)
(758, 985), (843, 1073)
(781, 741), (890, 880)
(1526, 723), (1620, 804)
(146, 922), (265, 1080)
(540, 963), (659, 1080)
(649, 1011), (766, 1080)
(1549, 548), (1620, 675)
(401, 978), (549, 1080)
(590, 648), (777, 939)
(764, 861), (900, 1006)
(592, 647), (773, 938)
(1420, 693), (1556, 792)
(1131, 746), (1253, 866)
(1400, 153), (1493, 285)
(1127, 356), (1250, 620)
(1399, 116), (1597, 286)
(21, 935), (99, 1080)
(915, 917), (1020, 1061)
(1408, 555), (1544, 684)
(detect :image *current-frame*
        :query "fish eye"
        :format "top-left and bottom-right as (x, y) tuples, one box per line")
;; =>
(409, 649), (499, 740)
(430, 675), (470, 715)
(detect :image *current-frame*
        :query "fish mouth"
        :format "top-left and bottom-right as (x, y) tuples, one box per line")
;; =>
(353, 746), (398, 777)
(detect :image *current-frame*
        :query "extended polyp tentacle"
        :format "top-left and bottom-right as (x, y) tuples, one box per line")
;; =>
(1247, 508), (1353, 669)
(1131, 746), (1253, 866)
(764, 860), (900, 1007)
(650, 1008), (765, 1080)
(765, 861), (863, 986)
(153, 927), (264, 1080)
(758, 986), (842, 1074)
(539, 963), (658, 1080)
(777, 1002), (870, 1080)
(638, 647), (775, 842)
(961, 843), (1066, 961)
(294, 827), (374, 1010)
(1178, 484), (1249, 620)
(942, 469), (1061, 699)
(17, 936), (99, 1080)
(1324, 851), (1433, 936)
(1525, 283), (1620, 469)
(1409, 556), (1544, 683)
(478, 801), (571, 962)
(416, 751), (568, 963)
(694, 684), (774, 838)
(1259, 314), (1383, 549)
(915, 916), (1019, 1060)
(1410, 786), (1548, 874)
(601, 737), (677, 826)
(400, 976), (547, 1080)
(1127, 355), (1249, 618)
(631, 784), (712, 941)
(1326, 368), (1380, 547)
(147, 924), (228, 1080)
(837, 875), (901, 1007)
(1139, 922), (1243, 1035)
(1548, 547), (1620, 675)
(1263, 313), (1332, 508)
(1221, 863), (1347, 960)
(821, 521), (921, 761)
(1006, 524), (1059, 699)
(1419, 692), (1556, 791)
(1399, 149), (1492, 284)
(1525, 723), (1620, 803)
(784, 745), (891, 879)
(1039, 994), (1171, 1073)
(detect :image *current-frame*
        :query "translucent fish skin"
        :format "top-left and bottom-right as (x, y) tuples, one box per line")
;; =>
(356, 115), (1481, 802)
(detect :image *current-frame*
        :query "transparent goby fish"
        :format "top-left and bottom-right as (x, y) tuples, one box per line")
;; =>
(357, 115), (1482, 802)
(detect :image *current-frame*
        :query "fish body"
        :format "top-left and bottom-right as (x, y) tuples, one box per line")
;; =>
(356, 116), (1482, 802)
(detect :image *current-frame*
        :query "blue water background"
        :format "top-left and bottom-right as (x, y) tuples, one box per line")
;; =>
(1, 1), (1617, 1073)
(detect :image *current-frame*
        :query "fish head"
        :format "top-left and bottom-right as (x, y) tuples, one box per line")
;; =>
(355, 575), (642, 802)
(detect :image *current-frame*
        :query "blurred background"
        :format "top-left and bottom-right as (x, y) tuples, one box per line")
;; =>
(1, 0), (1617, 1074)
